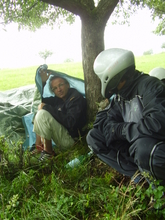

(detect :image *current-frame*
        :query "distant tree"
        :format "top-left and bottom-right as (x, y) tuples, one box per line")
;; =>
(64, 58), (74, 63)
(161, 42), (165, 49)
(39, 49), (53, 63)
(143, 49), (153, 55)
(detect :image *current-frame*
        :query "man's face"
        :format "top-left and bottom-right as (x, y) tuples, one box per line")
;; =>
(51, 78), (69, 100)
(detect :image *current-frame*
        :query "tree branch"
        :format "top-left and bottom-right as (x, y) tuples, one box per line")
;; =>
(97, 0), (119, 21)
(40, 0), (88, 16)
(40, 0), (119, 25)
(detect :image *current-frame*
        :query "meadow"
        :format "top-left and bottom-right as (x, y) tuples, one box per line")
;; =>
(0, 53), (165, 219)
(0, 52), (165, 91)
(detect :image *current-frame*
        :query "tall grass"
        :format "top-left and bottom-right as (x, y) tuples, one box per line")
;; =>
(0, 53), (165, 91)
(1, 136), (165, 219)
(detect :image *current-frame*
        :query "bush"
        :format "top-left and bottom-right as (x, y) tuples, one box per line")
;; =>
(64, 58), (74, 63)
(143, 49), (153, 55)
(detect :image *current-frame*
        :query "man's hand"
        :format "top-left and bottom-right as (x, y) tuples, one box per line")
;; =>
(40, 70), (51, 83)
(98, 99), (110, 111)
(103, 105), (125, 146)
(38, 103), (46, 110)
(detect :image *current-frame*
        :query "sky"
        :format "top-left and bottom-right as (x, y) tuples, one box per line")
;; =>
(0, 7), (164, 69)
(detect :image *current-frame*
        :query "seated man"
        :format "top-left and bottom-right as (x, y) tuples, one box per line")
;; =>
(87, 48), (165, 185)
(33, 75), (87, 161)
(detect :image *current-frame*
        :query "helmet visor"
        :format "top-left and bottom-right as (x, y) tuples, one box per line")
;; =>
(104, 69), (127, 98)
(105, 78), (119, 98)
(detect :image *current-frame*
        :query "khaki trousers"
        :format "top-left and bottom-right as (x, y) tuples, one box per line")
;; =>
(33, 109), (75, 152)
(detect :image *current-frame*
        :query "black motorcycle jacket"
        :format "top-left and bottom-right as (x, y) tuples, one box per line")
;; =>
(101, 70), (165, 144)
(42, 88), (87, 138)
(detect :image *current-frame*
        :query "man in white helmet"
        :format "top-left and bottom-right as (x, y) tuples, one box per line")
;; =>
(87, 48), (165, 185)
(149, 67), (165, 84)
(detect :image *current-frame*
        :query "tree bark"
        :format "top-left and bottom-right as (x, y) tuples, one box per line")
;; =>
(80, 0), (119, 121)
(81, 15), (105, 120)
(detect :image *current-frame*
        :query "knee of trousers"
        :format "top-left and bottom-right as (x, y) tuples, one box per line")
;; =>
(86, 129), (95, 146)
(86, 128), (108, 154)
(150, 141), (165, 183)
(34, 109), (48, 122)
(133, 139), (165, 183)
(86, 128), (104, 145)
(131, 138), (158, 170)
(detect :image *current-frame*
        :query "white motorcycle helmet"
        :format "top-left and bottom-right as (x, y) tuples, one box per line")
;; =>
(149, 67), (165, 81)
(93, 48), (135, 98)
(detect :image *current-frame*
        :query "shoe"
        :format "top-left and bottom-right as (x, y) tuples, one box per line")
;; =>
(39, 150), (56, 162)
(131, 170), (144, 185)
(30, 143), (44, 155)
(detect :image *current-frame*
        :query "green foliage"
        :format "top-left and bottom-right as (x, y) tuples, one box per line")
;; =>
(111, 1), (137, 26)
(130, 0), (165, 35)
(1, 135), (165, 219)
(0, 0), (164, 36)
(144, 0), (165, 35)
(0, 0), (75, 31)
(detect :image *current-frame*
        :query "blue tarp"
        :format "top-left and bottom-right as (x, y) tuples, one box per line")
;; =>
(0, 64), (85, 149)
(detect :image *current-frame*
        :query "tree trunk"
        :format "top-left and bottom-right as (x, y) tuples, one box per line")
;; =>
(40, 0), (119, 121)
(81, 16), (106, 121)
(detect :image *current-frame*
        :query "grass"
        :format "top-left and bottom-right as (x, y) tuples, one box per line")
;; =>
(0, 62), (84, 91)
(135, 52), (165, 73)
(1, 53), (165, 219)
(0, 52), (165, 91)
(1, 136), (165, 219)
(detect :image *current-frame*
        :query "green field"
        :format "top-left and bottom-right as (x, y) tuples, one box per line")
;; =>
(0, 62), (84, 91)
(135, 52), (165, 73)
(0, 52), (165, 91)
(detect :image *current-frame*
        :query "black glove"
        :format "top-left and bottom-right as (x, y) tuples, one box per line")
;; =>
(103, 103), (125, 146)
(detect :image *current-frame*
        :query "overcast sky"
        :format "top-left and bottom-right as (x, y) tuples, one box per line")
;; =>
(0, 8), (164, 69)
